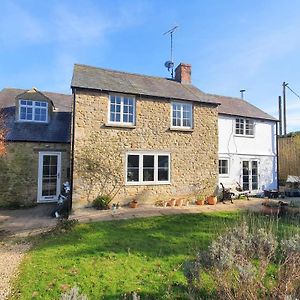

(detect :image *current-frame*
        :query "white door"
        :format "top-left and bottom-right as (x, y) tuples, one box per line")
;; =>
(37, 152), (61, 202)
(242, 160), (259, 192)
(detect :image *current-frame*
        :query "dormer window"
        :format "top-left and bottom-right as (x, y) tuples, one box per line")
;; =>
(19, 100), (48, 122)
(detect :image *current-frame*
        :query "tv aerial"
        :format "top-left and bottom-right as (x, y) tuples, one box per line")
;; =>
(163, 25), (178, 79)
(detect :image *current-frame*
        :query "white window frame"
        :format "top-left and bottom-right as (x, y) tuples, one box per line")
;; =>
(171, 101), (193, 129)
(19, 99), (48, 123)
(125, 152), (171, 185)
(219, 158), (229, 177)
(108, 94), (136, 126)
(235, 118), (255, 137)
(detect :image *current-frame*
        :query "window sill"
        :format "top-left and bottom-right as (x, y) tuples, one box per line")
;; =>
(105, 123), (136, 129)
(125, 181), (171, 186)
(234, 134), (254, 138)
(169, 127), (193, 132)
(219, 174), (230, 178)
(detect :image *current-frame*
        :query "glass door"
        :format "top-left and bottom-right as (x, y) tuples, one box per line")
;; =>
(242, 160), (259, 192)
(38, 152), (61, 202)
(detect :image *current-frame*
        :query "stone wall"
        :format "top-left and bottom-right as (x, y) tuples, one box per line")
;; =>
(73, 89), (219, 207)
(0, 142), (70, 208)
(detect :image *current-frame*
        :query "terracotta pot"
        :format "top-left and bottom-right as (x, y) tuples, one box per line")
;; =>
(196, 199), (205, 205)
(168, 199), (176, 207)
(176, 199), (183, 207)
(207, 196), (217, 205)
(130, 201), (138, 208)
(261, 206), (280, 215)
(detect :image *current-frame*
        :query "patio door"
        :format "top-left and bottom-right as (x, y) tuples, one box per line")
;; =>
(37, 152), (61, 202)
(242, 160), (259, 192)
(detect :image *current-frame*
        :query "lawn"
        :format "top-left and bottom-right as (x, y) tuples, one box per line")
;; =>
(12, 212), (300, 299)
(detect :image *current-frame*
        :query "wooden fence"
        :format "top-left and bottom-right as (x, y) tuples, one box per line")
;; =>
(278, 134), (300, 184)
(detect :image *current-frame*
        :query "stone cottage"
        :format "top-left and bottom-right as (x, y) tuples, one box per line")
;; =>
(0, 88), (72, 207)
(71, 63), (220, 207)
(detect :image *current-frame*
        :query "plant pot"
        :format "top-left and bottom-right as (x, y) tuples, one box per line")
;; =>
(196, 199), (205, 205)
(168, 199), (176, 207)
(130, 201), (138, 208)
(207, 196), (217, 205)
(261, 206), (280, 216)
(176, 199), (183, 207)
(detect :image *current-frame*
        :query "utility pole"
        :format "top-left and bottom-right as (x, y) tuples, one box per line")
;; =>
(282, 82), (287, 136)
(278, 96), (282, 136)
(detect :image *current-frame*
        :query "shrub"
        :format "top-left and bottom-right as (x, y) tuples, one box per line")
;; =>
(92, 195), (112, 210)
(184, 222), (300, 299)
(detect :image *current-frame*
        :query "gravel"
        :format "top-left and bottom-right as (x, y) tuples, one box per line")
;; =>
(0, 241), (31, 300)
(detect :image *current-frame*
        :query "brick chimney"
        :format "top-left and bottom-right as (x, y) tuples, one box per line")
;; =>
(175, 63), (191, 84)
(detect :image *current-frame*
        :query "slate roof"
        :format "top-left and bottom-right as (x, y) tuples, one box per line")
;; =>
(0, 88), (72, 143)
(71, 64), (218, 105)
(71, 64), (277, 122)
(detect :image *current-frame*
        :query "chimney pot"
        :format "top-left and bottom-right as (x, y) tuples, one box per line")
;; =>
(175, 63), (191, 84)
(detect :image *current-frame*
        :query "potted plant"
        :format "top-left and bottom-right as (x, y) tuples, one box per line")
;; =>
(130, 199), (138, 208)
(207, 195), (217, 205)
(196, 195), (205, 205)
(176, 199), (183, 207)
(168, 198), (176, 207)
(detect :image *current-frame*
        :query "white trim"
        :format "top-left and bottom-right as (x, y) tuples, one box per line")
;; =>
(107, 94), (136, 126)
(37, 152), (61, 203)
(241, 159), (260, 192)
(218, 158), (230, 177)
(234, 117), (255, 137)
(19, 99), (48, 123)
(125, 151), (171, 186)
(170, 101), (193, 129)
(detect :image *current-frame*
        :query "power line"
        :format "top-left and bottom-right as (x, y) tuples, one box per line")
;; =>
(286, 84), (300, 100)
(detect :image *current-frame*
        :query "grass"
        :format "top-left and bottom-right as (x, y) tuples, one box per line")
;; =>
(12, 212), (300, 300)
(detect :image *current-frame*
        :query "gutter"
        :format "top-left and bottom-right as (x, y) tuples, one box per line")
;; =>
(69, 87), (76, 211)
(276, 122), (280, 190)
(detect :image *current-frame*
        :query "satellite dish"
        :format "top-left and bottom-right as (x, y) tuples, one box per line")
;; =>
(164, 61), (174, 71)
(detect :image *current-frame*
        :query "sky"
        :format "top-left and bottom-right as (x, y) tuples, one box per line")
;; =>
(0, 0), (300, 132)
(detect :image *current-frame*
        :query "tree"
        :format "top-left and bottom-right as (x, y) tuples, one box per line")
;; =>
(0, 110), (7, 156)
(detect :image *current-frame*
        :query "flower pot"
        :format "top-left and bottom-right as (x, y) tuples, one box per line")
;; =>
(261, 206), (280, 216)
(176, 199), (183, 207)
(168, 199), (176, 207)
(207, 196), (217, 205)
(196, 199), (205, 205)
(130, 201), (138, 208)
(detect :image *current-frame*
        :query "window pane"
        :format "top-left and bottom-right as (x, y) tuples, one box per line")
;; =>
(143, 155), (154, 182)
(127, 155), (139, 182)
(158, 156), (168, 168)
(235, 118), (244, 134)
(128, 155), (139, 168)
(143, 169), (154, 181)
(158, 155), (169, 181)
(158, 169), (168, 181)
(116, 96), (121, 104)
(245, 119), (254, 135)
(219, 160), (228, 174)
(143, 155), (154, 168)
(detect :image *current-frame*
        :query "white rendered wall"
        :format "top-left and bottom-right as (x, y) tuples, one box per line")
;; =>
(218, 115), (277, 192)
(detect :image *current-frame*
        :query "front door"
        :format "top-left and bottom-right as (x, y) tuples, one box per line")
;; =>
(38, 152), (61, 202)
(242, 160), (259, 192)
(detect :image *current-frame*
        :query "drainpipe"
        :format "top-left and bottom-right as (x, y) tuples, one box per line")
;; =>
(276, 122), (279, 190)
(69, 87), (76, 211)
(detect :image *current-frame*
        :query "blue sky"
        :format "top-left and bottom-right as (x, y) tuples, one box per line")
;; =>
(1, 0), (300, 132)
